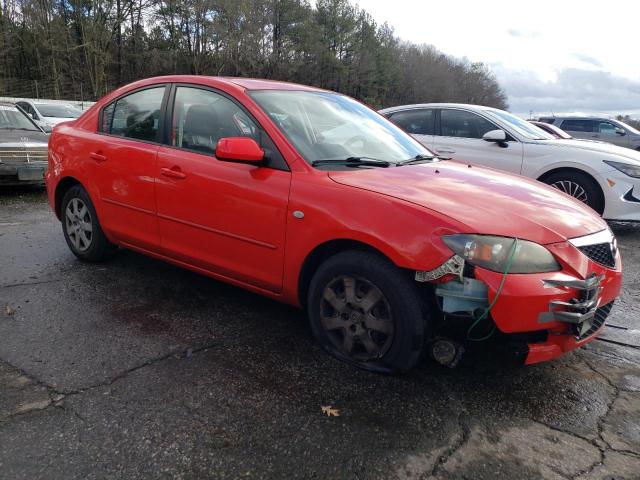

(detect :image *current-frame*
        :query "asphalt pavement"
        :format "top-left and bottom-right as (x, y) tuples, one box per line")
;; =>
(1, 186), (639, 479)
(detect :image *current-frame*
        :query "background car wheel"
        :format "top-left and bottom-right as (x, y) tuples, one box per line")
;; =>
(307, 250), (428, 374)
(543, 171), (605, 214)
(61, 185), (116, 262)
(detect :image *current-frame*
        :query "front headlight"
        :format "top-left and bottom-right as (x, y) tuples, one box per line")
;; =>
(442, 235), (561, 274)
(603, 160), (640, 178)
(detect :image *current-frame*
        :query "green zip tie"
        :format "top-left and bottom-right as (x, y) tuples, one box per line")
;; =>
(467, 238), (519, 342)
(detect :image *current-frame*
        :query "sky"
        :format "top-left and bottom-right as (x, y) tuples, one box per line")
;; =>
(356, 0), (640, 118)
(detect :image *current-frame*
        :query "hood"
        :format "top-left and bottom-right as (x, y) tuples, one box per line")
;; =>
(0, 129), (49, 146)
(328, 161), (607, 245)
(534, 138), (640, 164)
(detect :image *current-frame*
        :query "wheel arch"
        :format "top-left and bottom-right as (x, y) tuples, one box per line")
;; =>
(54, 176), (83, 219)
(537, 166), (605, 213)
(537, 166), (605, 195)
(297, 239), (401, 309)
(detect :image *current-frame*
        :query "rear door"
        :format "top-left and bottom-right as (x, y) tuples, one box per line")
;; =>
(386, 109), (435, 150)
(433, 108), (524, 173)
(558, 119), (594, 141)
(87, 85), (168, 249)
(155, 85), (291, 292)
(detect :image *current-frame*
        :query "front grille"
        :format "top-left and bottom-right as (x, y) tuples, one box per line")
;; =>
(0, 149), (47, 165)
(576, 301), (613, 340)
(578, 243), (616, 268)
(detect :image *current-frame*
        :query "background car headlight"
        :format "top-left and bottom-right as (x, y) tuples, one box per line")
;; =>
(442, 235), (561, 274)
(603, 160), (640, 178)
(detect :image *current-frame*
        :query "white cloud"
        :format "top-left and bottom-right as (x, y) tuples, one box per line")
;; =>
(495, 67), (640, 117)
(355, 0), (640, 117)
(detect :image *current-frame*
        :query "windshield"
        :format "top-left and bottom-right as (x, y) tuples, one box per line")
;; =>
(36, 104), (83, 118)
(485, 110), (555, 140)
(249, 90), (434, 164)
(0, 105), (40, 131)
(616, 120), (640, 135)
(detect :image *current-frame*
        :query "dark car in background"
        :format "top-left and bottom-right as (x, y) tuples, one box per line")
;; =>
(528, 120), (572, 139)
(539, 116), (640, 150)
(0, 102), (49, 185)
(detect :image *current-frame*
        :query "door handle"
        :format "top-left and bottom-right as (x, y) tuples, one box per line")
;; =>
(160, 166), (187, 180)
(89, 152), (107, 162)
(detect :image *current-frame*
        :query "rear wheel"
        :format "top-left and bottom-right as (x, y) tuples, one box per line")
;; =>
(543, 170), (605, 214)
(307, 250), (428, 374)
(61, 185), (116, 262)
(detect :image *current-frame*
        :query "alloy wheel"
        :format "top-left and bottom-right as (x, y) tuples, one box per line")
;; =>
(319, 275), (394, 362)
(65, 198), (93, 252)
(551, 180), (589, 204)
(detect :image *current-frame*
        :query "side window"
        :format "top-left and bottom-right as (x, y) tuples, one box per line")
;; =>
(172, 86), (259, 154)
(18, 102), (35, 118)
(440, 109), (497, 139)
(104, 87), (165, 142)
(597, 121), (619, 135)
(389, 109), (434, 135)
(560, 119), (593, 133)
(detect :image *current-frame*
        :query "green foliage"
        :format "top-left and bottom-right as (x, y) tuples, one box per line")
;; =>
(0, 0), (508, 110)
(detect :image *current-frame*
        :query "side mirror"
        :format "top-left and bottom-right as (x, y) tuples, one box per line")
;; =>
(483, 129), (507, 142)
(615, 128), (626, 136)
(215, 137), (264, 164)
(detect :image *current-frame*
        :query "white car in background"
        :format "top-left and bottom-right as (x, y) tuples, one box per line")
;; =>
(380, 103), (640, 221)
(15, 100), (83, 132)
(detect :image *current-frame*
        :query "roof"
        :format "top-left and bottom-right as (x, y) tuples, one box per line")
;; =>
(220, 77), (325, 91)
(121, 75), (326, 93)
(540, 115), (618, 121)
(379, 103), (503, 114)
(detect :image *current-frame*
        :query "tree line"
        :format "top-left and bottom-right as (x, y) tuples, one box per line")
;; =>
(0, 0), (508, 110)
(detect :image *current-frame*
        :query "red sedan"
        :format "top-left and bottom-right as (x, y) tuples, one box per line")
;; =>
(46, 76), (621, 373)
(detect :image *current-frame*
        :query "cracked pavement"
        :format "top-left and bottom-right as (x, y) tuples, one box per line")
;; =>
(1, 186), (639, 479)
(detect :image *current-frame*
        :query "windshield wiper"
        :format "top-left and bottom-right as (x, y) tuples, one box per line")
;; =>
(0, 127), (37, 131)
(311, 157), (391, 168)
(396, 154), (438, 166)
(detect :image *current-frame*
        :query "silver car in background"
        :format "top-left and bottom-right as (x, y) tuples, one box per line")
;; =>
(15, 100), (83, 132)
(0, 103), (49, 185)
(539, 116), (640, 150)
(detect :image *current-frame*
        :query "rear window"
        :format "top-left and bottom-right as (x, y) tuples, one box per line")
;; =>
(388, 109), (434, 135)
(101, 87), (165, 142)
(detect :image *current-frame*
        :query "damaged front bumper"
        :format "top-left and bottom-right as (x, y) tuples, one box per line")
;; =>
(538, 274), (604, 338)
(419, 237), (622, 365)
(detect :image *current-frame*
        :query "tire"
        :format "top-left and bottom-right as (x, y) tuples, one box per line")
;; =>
(61, 185), (117, 262)
(543, 170), (605, 214)
(307, 250), (428, 374)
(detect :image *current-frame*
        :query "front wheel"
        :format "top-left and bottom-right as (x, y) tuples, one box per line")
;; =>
(543, 171), (605, 214)
(61, 185), (116, 262)
(307, 250), (428, 374)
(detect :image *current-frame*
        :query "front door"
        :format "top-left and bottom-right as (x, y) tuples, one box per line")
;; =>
(155, 85), (291, 292)
(593, 120), (629, 147)
(434, 108), (524, 173)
